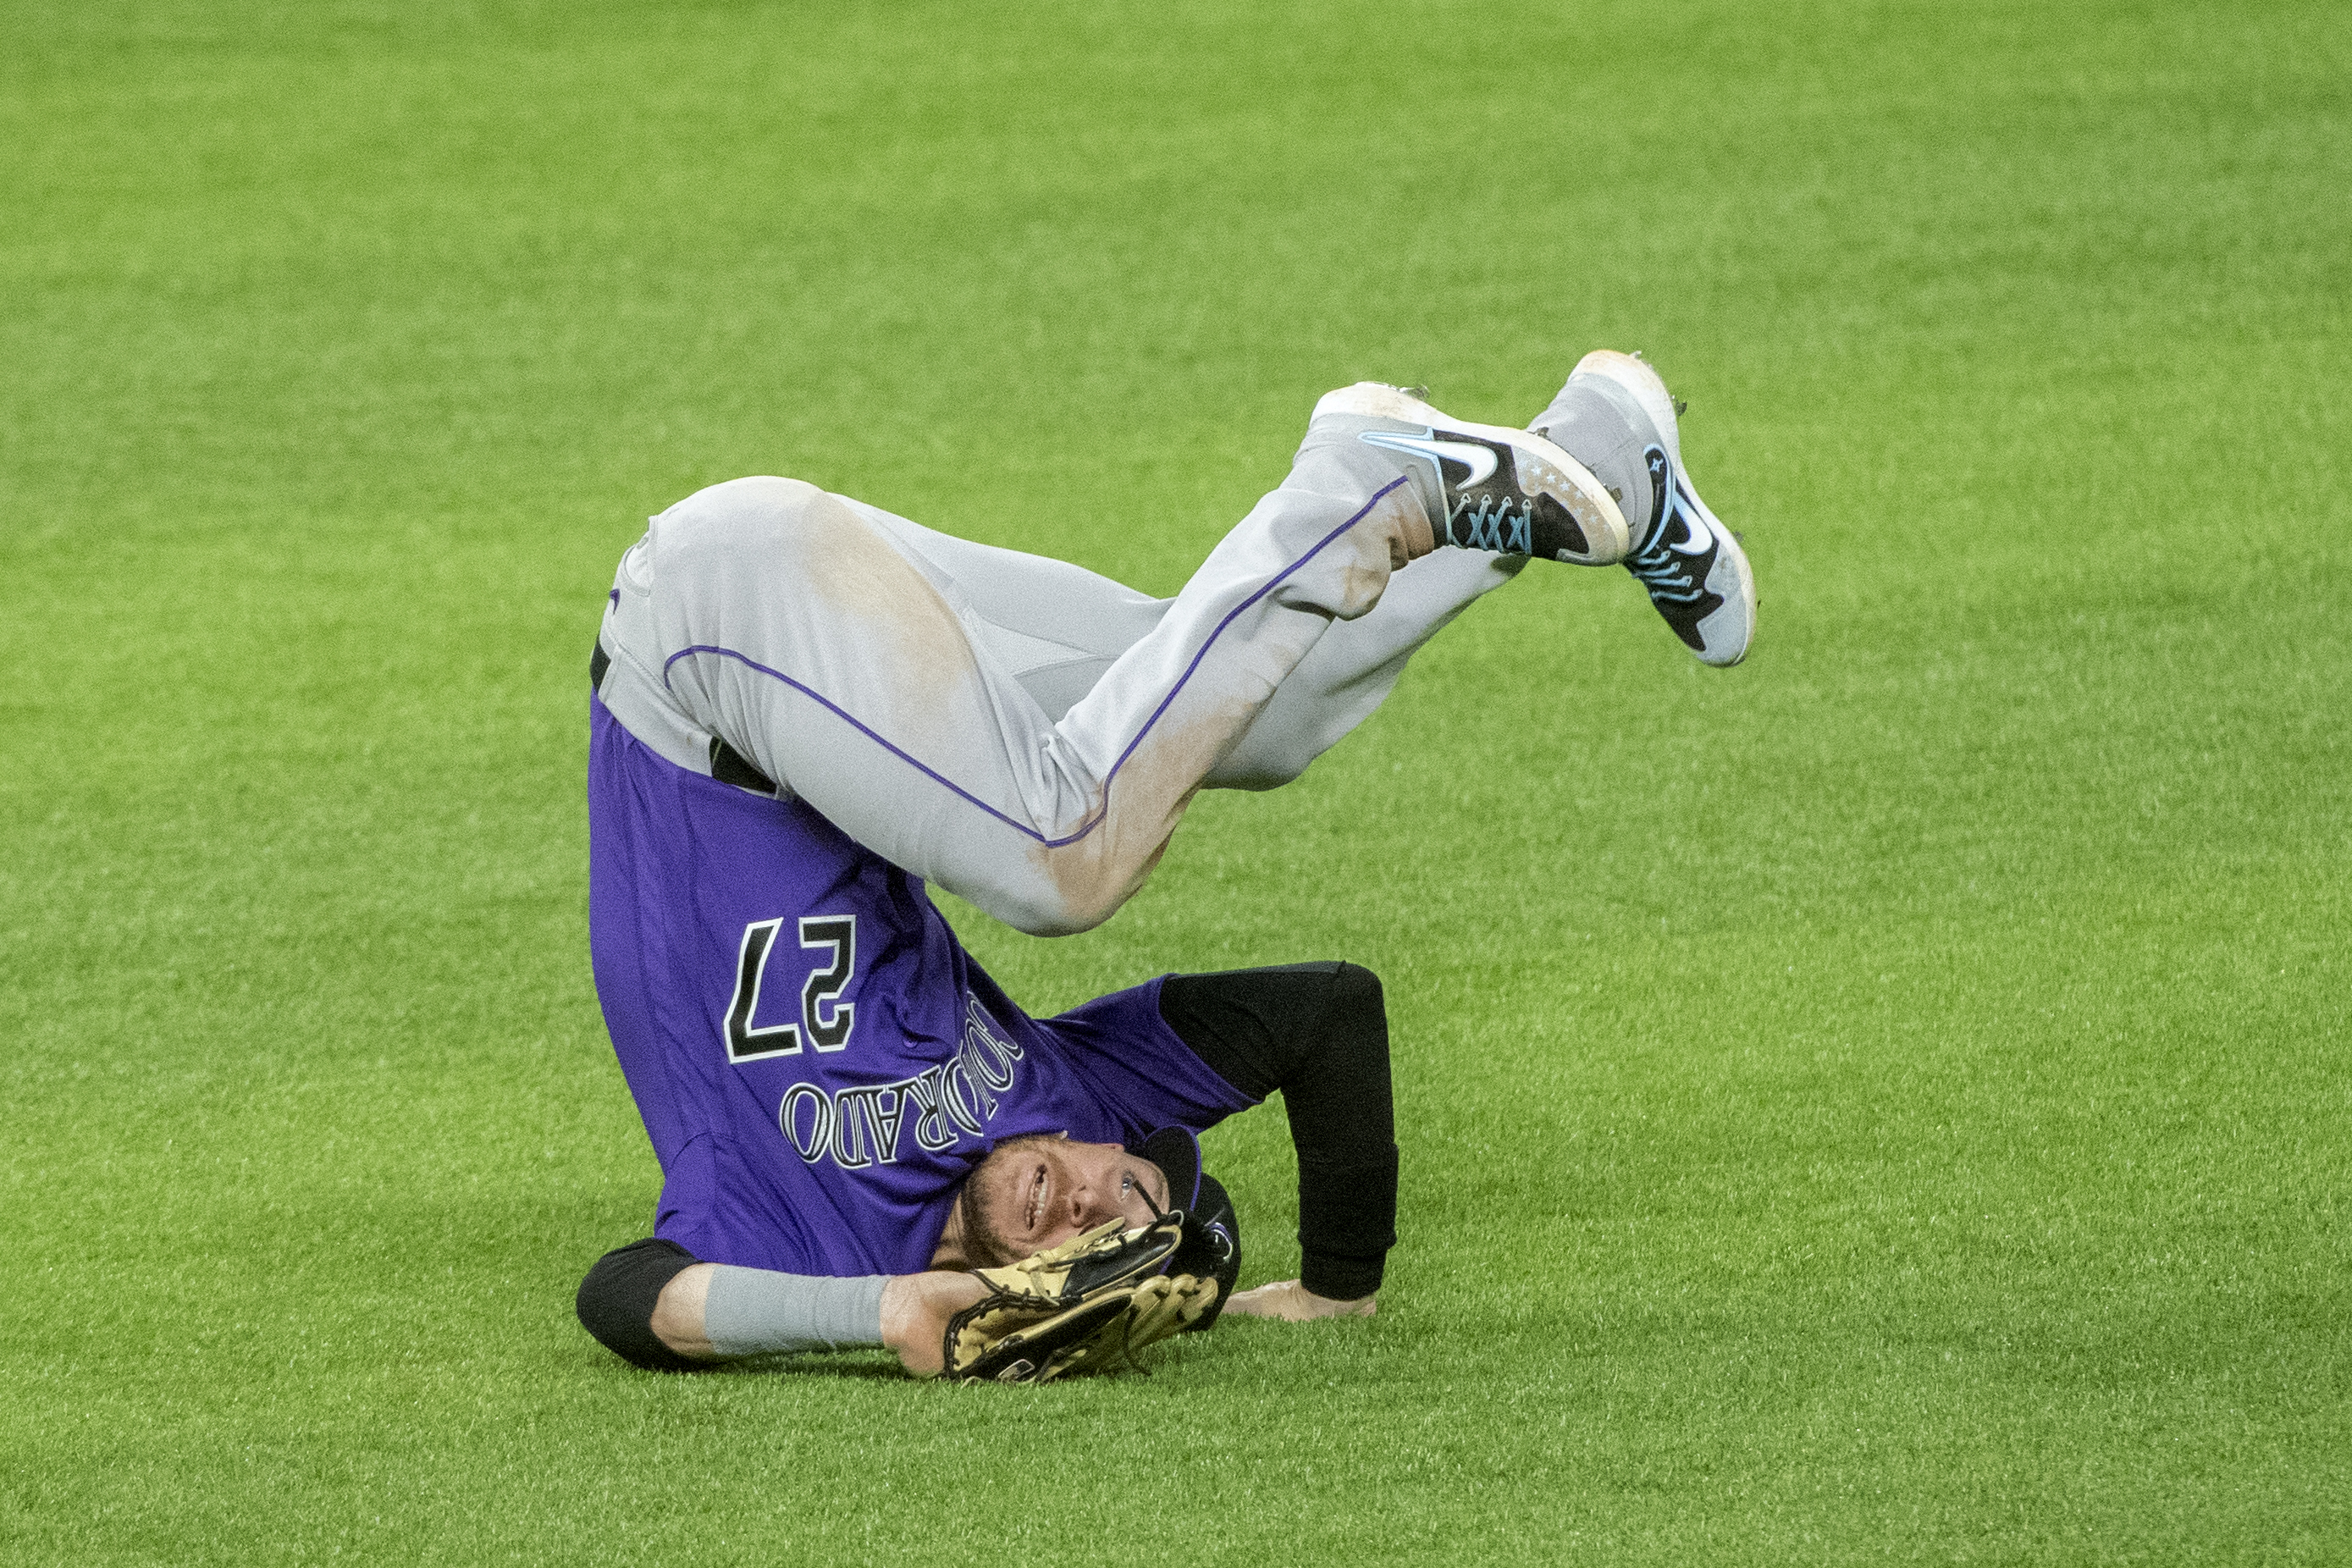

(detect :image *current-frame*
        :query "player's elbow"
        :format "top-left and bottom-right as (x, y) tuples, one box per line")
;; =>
(1329, 960), (1386, 1020)
(1325, 963), (1392, 1069)
(576, 1239), (709, 1373)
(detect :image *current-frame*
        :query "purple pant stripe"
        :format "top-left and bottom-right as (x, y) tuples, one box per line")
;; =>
(662, 475), (1409, 850)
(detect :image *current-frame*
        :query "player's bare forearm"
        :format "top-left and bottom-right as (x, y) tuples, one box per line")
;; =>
(649, 1262), (986, 1375)
(878, 1271), (989, 1376)
(1221, 1279), (1377, 1322)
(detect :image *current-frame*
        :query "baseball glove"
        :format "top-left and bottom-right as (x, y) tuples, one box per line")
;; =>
(940, 1212), (1221, 1384)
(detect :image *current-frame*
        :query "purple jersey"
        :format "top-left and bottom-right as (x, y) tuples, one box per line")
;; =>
(588, 697), (1254, 1276)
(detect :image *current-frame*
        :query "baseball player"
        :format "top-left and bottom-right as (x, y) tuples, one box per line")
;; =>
(573, 351), (1753, 1378)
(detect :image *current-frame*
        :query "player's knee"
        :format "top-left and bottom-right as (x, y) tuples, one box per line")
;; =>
(1006, 904), (1101, 938)
(974, 881), (1119, 939)
(654, 476), (836, 570)
(1031, 887), (1127, 937)
(1005, 836), (1165, 936)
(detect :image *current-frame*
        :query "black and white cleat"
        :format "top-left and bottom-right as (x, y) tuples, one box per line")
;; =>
(1536, 351), (1755, 666)
(1315, 382), (1631, 566)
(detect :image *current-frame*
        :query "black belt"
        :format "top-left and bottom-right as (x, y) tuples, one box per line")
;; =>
(594, 637), (778, 796)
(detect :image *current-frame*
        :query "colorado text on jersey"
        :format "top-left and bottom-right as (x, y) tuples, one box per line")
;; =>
(776, 996), (1027, 1169)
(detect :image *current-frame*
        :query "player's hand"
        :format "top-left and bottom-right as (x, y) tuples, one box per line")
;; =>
(880, 1271), (990, 1376)
(1220, 1279), (1377, 1322)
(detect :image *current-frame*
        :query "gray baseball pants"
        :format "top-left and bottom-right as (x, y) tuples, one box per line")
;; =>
(594, 406), (1523, 936)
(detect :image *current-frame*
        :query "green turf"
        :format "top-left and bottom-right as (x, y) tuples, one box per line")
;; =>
(4, 0), (2348, 1560)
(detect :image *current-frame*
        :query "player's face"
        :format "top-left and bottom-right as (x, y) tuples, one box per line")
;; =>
(970, 1137), (1168, 1261)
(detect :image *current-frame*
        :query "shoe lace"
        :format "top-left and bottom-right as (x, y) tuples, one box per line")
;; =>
(1626, 501), (1705, 604)
(1449, 495), (1532, 554)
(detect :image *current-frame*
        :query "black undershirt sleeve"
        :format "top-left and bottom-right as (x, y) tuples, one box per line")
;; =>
(576, 1236), (706, 1373)
(1158, 962), (1399, 1301)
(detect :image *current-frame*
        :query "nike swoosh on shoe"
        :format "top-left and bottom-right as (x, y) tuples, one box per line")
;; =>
(1356, 429), (1499, 488)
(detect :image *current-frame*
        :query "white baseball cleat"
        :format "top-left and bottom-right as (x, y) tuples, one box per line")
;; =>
(1538, 351), (1756, 666)
(1316, 382), (1631, 566)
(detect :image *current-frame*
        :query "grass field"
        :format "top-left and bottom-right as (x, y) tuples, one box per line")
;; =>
(4, 1), (2349, 1561)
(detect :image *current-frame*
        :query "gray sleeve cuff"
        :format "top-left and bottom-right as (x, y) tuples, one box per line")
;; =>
(703, 1267), (890, 1357)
